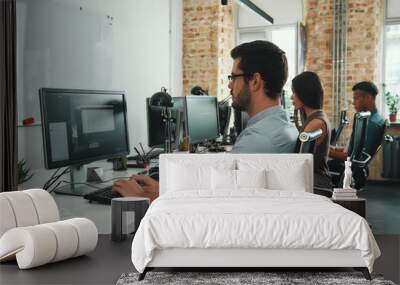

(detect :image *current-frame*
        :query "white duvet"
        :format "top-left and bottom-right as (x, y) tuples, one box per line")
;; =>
(131, 190), (380, 273)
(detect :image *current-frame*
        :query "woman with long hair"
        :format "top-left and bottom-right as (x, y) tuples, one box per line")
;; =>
(292, 71), (332, 195)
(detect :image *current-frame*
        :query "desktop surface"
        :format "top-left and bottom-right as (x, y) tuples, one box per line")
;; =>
(52, 160), (153, 234)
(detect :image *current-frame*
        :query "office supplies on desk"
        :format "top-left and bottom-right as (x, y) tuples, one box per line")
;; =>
(86, 167), (104, 182)
(134, 147), (144, 160)
(139, 143), (146, 158)
(127, 149), (164, 161)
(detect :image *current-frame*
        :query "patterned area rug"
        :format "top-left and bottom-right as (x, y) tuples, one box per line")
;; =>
(116, 271), (396, 285)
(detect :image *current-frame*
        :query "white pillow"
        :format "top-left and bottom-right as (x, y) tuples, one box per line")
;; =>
(266, 164), (307, 192)
(211, 168), (236, 190)
(211, 169), (267, 191)
(237, 159), (308, 192)
(167, 162), (211, 191)
(166, 158), (236, 192)
(236, 169), (267, 189)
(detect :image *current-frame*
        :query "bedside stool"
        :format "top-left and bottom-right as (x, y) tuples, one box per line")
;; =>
(331, 198), (366, 218)
(111, 197), (150, 242)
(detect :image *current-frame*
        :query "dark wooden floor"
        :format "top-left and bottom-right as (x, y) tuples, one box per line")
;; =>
(0, 235), (134, 285)
(1, 234), (399, 284)
(359, 181), (400, 235)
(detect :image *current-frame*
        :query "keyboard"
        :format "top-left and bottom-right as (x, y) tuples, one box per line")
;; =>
(83, 186), (121, 205)
(208, 146), (226, 152)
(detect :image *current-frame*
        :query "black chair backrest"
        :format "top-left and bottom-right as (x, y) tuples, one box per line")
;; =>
(298, 129), (323, 154)
(349, 111), (371, 161)
(331, 109), (349, 145)
(233, 109), (248, 136)
(371, 120), (389, 157)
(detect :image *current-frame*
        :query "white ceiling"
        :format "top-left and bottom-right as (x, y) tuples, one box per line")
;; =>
(387, 0), (400, 19)
(237, 0), (304, 27)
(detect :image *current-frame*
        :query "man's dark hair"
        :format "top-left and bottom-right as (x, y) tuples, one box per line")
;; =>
(230, 40), (288, 99)
(352, 81), (378, 97)
(292, 71), (324, 109)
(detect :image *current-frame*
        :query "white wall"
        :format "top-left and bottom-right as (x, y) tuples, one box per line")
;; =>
(170, 0), (183, 97)
(17, 0), (182, 188)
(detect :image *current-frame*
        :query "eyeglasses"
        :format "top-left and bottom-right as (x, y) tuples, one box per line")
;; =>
(227, 73), (250, 81)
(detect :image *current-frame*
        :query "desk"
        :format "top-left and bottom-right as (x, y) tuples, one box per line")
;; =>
(0, 235), (134, 285)
(53, 161), (148, 196)
(53, 163), (148, 234)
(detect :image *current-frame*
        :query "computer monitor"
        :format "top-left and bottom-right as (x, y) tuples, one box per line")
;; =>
(39, 88), (130, 195)
(146, 97), (186, 149)
(218, 101), (232, 138)
(185, 96), (219, 144)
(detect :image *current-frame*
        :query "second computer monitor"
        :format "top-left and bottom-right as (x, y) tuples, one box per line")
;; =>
(146, 97), (186, 148)
(185, 96), (219, 144)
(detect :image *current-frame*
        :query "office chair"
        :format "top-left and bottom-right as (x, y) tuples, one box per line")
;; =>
(382, 134), (397, 178)
(297, 129), (334, 197)
(331, 109), (349, 145)
(298, 129), (323, 154)
(349, 112), (371, 160)
(352, 119), (388, 189)
(330, 111), (371, 190)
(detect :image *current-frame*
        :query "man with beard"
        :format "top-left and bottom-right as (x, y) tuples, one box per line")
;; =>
(229, 40), (298, 153)
(112, 41), (298, 201)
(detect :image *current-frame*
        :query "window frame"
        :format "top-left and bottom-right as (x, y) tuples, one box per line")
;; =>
(236, 23), (301, 75)
(382, 0), (400, 118)
(236, 23), (302, 114)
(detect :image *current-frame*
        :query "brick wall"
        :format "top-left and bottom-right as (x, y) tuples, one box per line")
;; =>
(217, 3), (235, 101)
(304, 0), (335, 121)
(182, 0), (384, 119)
(304, 0), (384, 132)
(182, 0), (234, 100)
(304, 0), (385, 179)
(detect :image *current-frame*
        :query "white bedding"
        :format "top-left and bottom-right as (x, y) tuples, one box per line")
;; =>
(131, 190), (380, 273)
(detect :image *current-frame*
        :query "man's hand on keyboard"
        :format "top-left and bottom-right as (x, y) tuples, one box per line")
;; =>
(112, 175), (159, 203)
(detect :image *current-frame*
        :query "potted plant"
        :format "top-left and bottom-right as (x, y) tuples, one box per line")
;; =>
(18, 159), (34, 189)
(383, 85), (400, 122)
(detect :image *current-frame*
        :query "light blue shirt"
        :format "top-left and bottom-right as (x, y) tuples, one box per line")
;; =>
(231, 106), (298, 153)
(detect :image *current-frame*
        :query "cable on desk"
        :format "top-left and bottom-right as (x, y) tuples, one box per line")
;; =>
(43, 167), (70, 191)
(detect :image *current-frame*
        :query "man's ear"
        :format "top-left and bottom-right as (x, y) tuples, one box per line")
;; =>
(249, 72), (263, 92)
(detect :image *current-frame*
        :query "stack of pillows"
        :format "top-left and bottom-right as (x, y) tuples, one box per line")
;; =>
(163, 155), (310, 195)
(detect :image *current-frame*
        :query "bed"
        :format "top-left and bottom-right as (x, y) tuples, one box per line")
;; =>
(131, 154), (380, 280)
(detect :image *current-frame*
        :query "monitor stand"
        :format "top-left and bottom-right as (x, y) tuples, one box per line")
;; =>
(54, 165), (99, 196)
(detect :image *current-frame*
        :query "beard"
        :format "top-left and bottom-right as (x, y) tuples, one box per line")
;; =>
(231, 85), (251, 112)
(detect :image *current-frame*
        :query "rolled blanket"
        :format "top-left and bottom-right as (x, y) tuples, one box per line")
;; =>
(0, 218), (98, 269)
